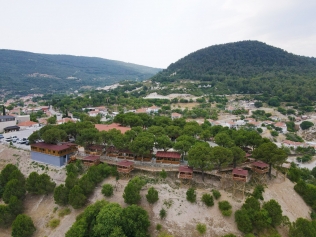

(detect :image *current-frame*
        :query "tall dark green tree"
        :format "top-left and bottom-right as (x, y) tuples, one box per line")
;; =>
(188, 142), (214, 181)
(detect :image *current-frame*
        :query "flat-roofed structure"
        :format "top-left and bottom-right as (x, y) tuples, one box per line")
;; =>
(31, 142), (77, 166)
(178, 166), (193, 179)
(86, 144), (105, 155)
(232, 168), (248, 182)
(116, 160), (134, 178)
(252, 160), (269, 184)
(232, 168), (248, 199)
(82, 155), (100, 166)
(0, 115), (17, 133)
(106, 146), (119, 157)
(252, 161), (269, 174)
(156, 151), (181, 164)
(117, 149), (135, 160)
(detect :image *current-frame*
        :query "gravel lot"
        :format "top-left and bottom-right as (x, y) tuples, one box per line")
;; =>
(0, 127), (40, 150)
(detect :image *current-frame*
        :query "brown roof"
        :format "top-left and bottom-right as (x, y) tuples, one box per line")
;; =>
(82, 155), (100, 161)
(106, 146), (118, 152)
(252, 161), (268, 168)
(135, 108), (147, 113)
(95, 123), (131, 134)
(232, 168), (248, 176)
(179, 166), (193, 173)
(87, 144), (105, 151)
(171, 112), (182, 117)
(156, 151), (181, 159)
(117, 160), (134, 167)
(31, 142), (75, 151)
(17, 121), (38, 126)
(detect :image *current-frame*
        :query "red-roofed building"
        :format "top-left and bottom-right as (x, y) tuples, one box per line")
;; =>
(17, 121), (39, 129)
(156, 151), (181, 164)
(252, 161), (269, 174)
(95, 123), (131, 134)
(82, 155), (100, 166)
(178, 166), (193, 179)
(171, 113), (182, 120)
(116, 160), (134, 174)
(232, 168), (248, 182)
(57, 118), (76, 125)
(135, 108), (147, 114)
(31, 142), (78, 167)
(274, 122), (287, 133)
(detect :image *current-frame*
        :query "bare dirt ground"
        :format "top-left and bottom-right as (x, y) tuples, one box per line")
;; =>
(0, 144), (312, 237)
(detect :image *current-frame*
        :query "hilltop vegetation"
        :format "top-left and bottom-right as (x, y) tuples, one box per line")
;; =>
(152, 41), (316, 102)
(0, 50), (161, 95)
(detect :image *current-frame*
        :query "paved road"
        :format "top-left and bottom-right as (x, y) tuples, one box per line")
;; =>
(0, 127), (40, 150)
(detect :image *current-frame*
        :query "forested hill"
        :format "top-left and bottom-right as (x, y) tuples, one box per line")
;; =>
(0, 50), (161, 95)
(152, 41), (316, 101)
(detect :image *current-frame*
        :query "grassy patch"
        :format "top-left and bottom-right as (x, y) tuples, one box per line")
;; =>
(49, 219), (60, 228)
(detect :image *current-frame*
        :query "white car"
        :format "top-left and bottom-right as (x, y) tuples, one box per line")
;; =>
(12, 136), (18, 142)
(17, 138), (27, 144)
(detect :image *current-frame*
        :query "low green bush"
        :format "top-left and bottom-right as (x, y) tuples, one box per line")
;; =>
(212, 189), (221, 200)
(101, 184), (114, 197)
(186, 188), (196, 203)
(218, 201), (232, 216)
(196, 223), (206, 235)
(201, 193), (214, 207)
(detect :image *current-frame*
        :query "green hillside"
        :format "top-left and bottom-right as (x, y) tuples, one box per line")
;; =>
(152, 41), (316, 102)
(0, 50), (161, 95)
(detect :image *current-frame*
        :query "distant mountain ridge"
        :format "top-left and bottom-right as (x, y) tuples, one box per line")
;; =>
(152, 40), (316, 101)
(0, 50), (161, 95)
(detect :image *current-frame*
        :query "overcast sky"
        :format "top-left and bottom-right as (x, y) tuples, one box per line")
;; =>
(1, 0), (315, 68)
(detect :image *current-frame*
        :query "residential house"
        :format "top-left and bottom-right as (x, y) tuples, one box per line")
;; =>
(171, 113), (182, 120)
(274, 122), (287, 133)
(17, 121), (39, 130)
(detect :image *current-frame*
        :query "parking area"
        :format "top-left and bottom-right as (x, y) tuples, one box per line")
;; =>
(0, 127), (40, 150)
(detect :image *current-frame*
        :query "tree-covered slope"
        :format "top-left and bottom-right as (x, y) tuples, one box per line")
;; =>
(0, 50), (161, 95)
(152, 41), (316, 101)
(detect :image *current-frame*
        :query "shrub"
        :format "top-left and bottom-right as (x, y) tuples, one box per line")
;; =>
(123, 176), (146, 204)
(212, 189), (221, 200)
(300, 121), (314, 130)
(159, 208), (167, 219)
(235, 209), (253, 233)
(196, 223), (206, 235)
(252, 185), (264, 200)
(186, 188), (196, 203)
(58, 208), (71, 217)
(201, 193), (214, 207)
(160, 169), (167, 179)
(222, 234), (237, 237)
(271, 131), (278, 137)
(156, 223), (162, 231)
(146, 187), (159, 204)
(218, 201), (232, 216)
(101, 184), (114, 197)
(297, 155), (312, 163)
(49, 219), (60, 228)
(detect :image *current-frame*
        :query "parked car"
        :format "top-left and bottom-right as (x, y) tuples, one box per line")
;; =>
(5, 137), (12, 142)
(0, 134), (4, 140)
(25, 140), (30, 145)
(12, 136), (18, 143)
(17, 138), (27, 144)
